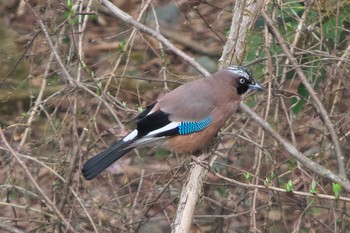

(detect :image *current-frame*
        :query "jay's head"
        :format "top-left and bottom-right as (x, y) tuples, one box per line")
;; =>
(224, 66), (263, 95)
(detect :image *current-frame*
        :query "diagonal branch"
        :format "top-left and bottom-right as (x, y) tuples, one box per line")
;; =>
(240, 103), (350, 192)
(0, 127), (75, 232)
(99, 0), (210, 77)
(261, 9), (347, 180)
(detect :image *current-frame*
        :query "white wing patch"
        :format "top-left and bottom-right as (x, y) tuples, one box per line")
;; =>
(123, 121), (179, 144)
(145, 122), (180, 137)
(122, 130), (138, 142)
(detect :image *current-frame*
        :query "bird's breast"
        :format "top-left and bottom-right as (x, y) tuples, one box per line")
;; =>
(165, 125), (219, 153)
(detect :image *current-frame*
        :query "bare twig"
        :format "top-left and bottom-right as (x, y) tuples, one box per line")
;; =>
(135, 164), (184, 231)
(25, 1), (74, 85)
(0, 221), (29, 233)
(128, 169), (145, 226)
(193, 6), (225, 44)
(240, 102), (350, 192)
(92, 0), (152, 131)
(26, 1), (124, 128)
(261, 9), (347, 180)
(99, 0), (210, 77)
(280, 0), (313, 85)
(151, 4), (169, 92)
(193, 157), (350, 202)
(0, 128), (75, 232)
(58, 0), (93, 214)
(1, 134), (99, 232)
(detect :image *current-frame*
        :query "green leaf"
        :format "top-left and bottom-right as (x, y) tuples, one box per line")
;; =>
(211, 163), (220, 173)
(270, 171), (276, 179)
(21, 112), (29, 117)
(309, 180), (317, 194)
(96, 81), (102, 96)
(332, 183), (342, 199)
(264, 177), (271, 187)
(54, 119), (61, 129)
(66, 0), (73, 9)
(291, 83), (308, 115)
(217, 187), (227, 197)
(285, 180), (293, 192)
(68, 16), (79, 25)
(8, 189), (18, 200)
(243, 172), (251, 182)
(137, 106), (144, 113)
(89, 14), (98, 22)
(118, 40), (126, 51)
(61, 35), (70, 44)
(81, 61), (87, 70)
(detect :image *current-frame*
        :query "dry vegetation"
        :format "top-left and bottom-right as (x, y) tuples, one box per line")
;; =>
(0, 0), (350, 232)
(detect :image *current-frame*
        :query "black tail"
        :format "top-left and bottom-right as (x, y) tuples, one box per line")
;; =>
(82, 140), (133, 180)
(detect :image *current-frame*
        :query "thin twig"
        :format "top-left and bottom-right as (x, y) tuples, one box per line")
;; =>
(193, 6), (225, 44)
(151, 4), (169, 92)
(25, 1), (74, 85)
(261, 9), (347, 180)
(99, 0), (210, 77)
(195, 158), (350, 202)
(26, 1), (124, 129)
(0, 127), (75, 232)
(240, 102), (350, 192)
(129, 169), (145, 226)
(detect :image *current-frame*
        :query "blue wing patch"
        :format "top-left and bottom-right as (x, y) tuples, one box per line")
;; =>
(178, 116), (212, 135)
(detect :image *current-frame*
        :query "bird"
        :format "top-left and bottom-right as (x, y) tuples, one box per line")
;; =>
(82, 66), (263, 180)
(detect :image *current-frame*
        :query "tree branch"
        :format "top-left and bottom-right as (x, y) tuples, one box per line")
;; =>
(240, 102), (350, 192)
(261, 9), (347, 179)
(99, 0), (210, 77)
(218, 0), (264, 67)
(0, 127), (75, 232)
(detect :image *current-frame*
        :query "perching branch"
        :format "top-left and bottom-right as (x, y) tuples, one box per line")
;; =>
(171, 154), (216, 233)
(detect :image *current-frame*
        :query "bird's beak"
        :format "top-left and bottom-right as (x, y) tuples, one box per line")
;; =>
(248, 82), (263, 91)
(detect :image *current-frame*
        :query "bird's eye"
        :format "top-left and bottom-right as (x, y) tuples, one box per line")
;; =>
(239, 78), (246, 84)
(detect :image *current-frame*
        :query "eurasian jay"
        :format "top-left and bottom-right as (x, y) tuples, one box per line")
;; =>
(82, 66), (263, 180)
